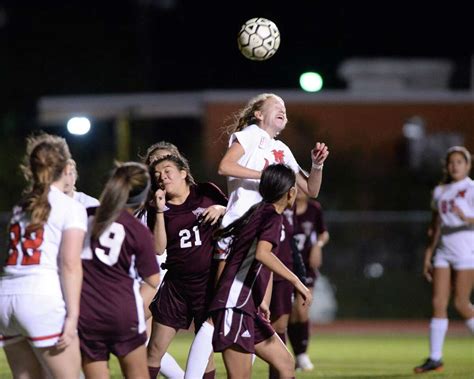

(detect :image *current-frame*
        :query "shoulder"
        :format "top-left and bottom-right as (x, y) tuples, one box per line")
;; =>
(196, 182), (228, 203)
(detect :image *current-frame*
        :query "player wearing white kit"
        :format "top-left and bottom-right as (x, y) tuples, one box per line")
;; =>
(414, 146), (474, 374)
(0, 133), (87, 378)
(64, 158), (100, 208)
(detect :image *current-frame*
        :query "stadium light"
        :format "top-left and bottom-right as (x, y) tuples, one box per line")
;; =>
(299, 72), (323, 92)
(67, 117), (91, 135)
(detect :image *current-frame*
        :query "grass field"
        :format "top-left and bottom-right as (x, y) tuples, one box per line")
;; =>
(1, 332), (473, 378)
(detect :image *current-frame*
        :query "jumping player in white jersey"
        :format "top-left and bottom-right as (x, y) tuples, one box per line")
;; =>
(64, 158), (100, 208)
(0, 133), (87, 378)
(414, 146), (474, 374)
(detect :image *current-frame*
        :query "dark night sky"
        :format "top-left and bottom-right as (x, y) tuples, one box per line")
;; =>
(1, 0), (473, 111)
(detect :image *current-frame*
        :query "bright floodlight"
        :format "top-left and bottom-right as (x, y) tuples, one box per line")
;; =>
(67, 117), (91, 135)
(299, 72), (323, 92)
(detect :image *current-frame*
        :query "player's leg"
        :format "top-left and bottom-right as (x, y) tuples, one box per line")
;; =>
(36, 335), (82, 378)
(4, 340), (44, 379)
(81, 355), (110, 379)
(221, 345), (253, 379)
(452, 268), (474, 330)
(255, 333), (295, 378)
(147, 321), (177, 377)
(185, 318), (215, 379)
(288, 291), (313, 371)
(118, 344), (149, 379)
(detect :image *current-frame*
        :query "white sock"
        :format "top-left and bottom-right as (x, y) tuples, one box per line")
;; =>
(429, 318), (448, 361)
(252, 354), (256, 365)
(465, 318), (474, 334)
(185, 321), (214, 379)
(161, 352), (185, 379)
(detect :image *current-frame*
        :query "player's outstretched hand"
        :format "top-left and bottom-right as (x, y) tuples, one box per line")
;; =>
(311, 142), (329, 166)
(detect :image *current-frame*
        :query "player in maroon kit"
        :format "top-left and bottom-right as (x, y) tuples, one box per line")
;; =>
(79, 162), (161, 379)
(146, 154), (227, 379)
(288, 191), (330, 371)
(210, 164), (312, 379)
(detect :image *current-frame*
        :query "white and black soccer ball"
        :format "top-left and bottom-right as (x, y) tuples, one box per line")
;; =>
(237, 18), (280, 61)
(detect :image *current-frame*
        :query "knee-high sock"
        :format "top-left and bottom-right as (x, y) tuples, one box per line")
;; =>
(148, 366), (160, 379)
(287, 321), (309, 356)
(429, 318), (448, 361)
(269, 332), (287, 379)
(185, 321), (214, 379)
(161, 353), (184, 379)
(465, 318), (474, 334)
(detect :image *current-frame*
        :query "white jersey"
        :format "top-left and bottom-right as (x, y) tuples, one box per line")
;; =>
(221, 124), (300, 228)
(432, 177), (474, 269)
(0, 185), (87, 296)
(73, 191), (100, 208)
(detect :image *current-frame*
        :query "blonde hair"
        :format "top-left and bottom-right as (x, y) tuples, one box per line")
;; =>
(20, 133), (71, 231)
(223, 93), (282, 135)
(92, 162), (150, 240)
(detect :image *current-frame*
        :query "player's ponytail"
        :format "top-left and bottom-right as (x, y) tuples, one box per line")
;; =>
(20, 133), (71, 231)
(92, 162), (150, 240)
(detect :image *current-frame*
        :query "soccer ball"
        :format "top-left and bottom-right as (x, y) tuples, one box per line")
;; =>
(237, 18), (280, 61)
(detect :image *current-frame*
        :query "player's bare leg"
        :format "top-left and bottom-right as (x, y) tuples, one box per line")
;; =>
(147, 322), (177, 368)
(255, 333), (295, 379)
(37, 335), (82, 378)
(118, 344), (149, 379)
(222, 345), (252, 379)
(4, 340), (44, 379)
(453, 269), (474, 319)
(81, 357), (109, 379)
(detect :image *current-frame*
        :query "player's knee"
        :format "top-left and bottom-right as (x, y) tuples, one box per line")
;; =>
(432, 295), (448, 311)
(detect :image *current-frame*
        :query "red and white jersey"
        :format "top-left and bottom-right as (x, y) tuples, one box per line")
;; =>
(73, 191), (100, 209)
(221, 124), (300, 228)
(0, 185), (87, 296)
(432, 177), (474, 261)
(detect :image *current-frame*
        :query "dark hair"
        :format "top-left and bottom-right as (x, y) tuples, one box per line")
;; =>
(92, 162), (150, 240)
(215, 164), (296, 239)
(441, 146), (472, 184)
(151, 154), (196, 187)
(19, 133), (71, 231)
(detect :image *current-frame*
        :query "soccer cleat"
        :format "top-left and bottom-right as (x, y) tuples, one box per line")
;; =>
(414, 358), (444, 374)
(296, 353), (314, 372)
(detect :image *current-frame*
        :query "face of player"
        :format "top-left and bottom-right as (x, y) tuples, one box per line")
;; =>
(154, 160), (188, 197)
(255, 96), (288, 135)
(447, 152), (470, 182)
(63, 163), (77, 196)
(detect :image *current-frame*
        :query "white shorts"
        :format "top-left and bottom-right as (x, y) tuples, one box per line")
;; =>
(0, 293), (66, 348)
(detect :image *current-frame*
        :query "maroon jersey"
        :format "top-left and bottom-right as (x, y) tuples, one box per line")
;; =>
(79, 208), (160, 340)
(273, 207), (296, 281)
(293, 200), (327, 275)
(162, 182), (227, 278)
(209, 202), (283, 316)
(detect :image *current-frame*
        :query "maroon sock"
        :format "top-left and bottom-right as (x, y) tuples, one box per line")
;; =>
(288, 321), (309, 355)
(148, 366), (160, 379)
(203, 369), (216, 379)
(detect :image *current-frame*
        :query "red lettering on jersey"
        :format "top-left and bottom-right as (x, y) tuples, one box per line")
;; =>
(456, 190), (466, 198)
(272, 150), (285, 163)
(5, 223), (44, 266)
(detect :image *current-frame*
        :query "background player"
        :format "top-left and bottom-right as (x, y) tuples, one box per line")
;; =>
(288, 191), (330, 372)
(64, 158), (100, 208)
(0, 133), (87, 378)
(414, 146), (474, 374)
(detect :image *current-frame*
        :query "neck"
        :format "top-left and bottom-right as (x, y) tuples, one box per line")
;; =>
(168, 185), (191, 205)
(51, 180), (65, 192)
(295, 198), (308, 215)
(272, 199), (288, 214)
(259, 124), (277, 139)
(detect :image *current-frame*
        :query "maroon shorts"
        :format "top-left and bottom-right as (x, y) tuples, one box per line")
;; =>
(150, 275), (208, 330)
(79, 331), (147, 362)
(212, 308), (274, 353)
(270, 280), (294, 319)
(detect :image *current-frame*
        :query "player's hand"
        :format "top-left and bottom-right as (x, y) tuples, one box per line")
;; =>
(311, 142), (329, 166)
(154, 189), (166, 212)
(295, 281), (313, 307)
(259, 302), (271, 322)
(201, 205), (226, 225)
(423, 258), (433, 282)
(56, 316), (78, 350)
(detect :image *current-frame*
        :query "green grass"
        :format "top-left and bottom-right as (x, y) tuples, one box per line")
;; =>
(1, 333), (473, 378)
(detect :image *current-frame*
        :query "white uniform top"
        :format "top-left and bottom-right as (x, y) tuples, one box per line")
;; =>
(73, 191), (100, 208)
(221, 124), (300, 228)
(431, 177), (474, 265)
(0, 185), (87, 296)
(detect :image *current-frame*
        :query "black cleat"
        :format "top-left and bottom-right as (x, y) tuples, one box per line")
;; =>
(414, 358), (444, 374)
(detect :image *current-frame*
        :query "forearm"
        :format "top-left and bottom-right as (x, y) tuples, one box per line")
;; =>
(61, 262), (82, 320)
(256, 250), (299, 287)
(306, 167), (323, 198)
(218, 161), (261, 180)
(262, 272), (273, 305)
(153, 212), (167, 254)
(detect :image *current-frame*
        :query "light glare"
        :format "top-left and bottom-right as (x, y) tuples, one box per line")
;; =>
(67, 117), (91, 135)
(299, 72), (323, 92)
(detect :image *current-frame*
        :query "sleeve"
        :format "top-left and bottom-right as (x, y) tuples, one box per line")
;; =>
(258, 212), (282, 250)
(134, 225), (160, 279)
(231, 127), (259, 154)
(281, 143), (300, 173)
(64, 200), (87, 232)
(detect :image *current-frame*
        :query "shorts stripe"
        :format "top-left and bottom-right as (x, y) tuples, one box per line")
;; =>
(28, 332), (62, 341)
